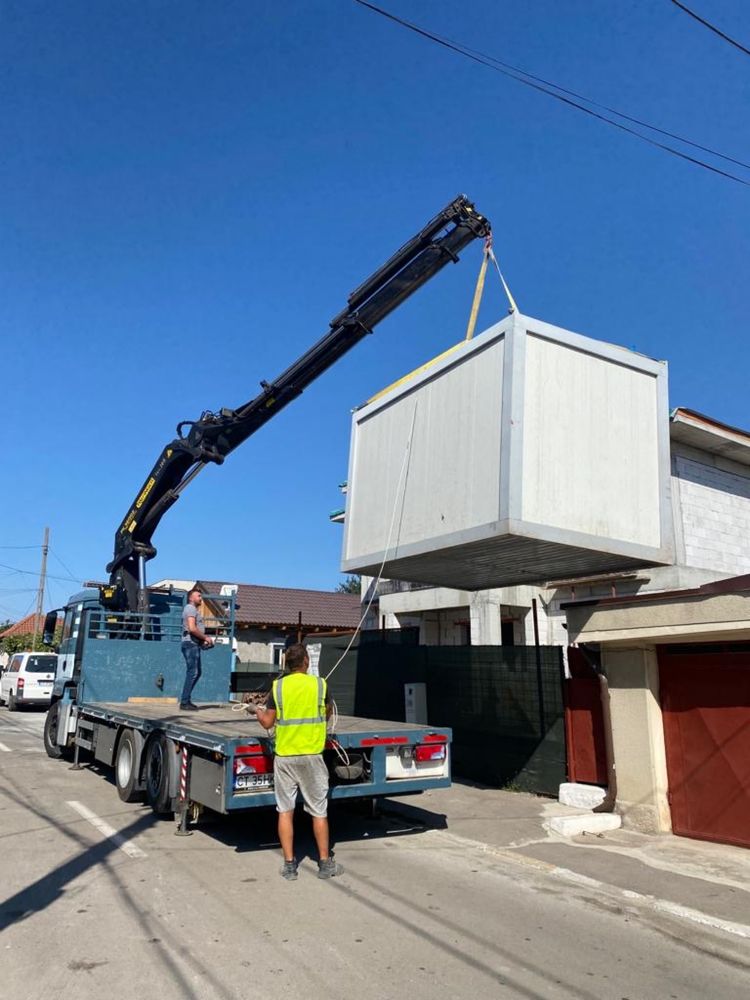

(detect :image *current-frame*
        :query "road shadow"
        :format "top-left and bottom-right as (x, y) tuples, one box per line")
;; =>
(205, 796), (446, 862)
(0, 784), (158, 933)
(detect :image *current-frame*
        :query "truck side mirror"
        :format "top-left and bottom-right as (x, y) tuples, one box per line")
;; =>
(42, 609), (60, 646)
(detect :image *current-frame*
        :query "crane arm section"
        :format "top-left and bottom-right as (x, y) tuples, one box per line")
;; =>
(105, 195), (490, 612)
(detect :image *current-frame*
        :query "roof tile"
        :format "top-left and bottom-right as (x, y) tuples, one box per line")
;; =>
(0, 612), (50, 639)
(198, 580), (361, 629)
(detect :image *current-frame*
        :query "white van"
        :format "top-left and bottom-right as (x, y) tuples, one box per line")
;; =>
(0, 652), (58, 710)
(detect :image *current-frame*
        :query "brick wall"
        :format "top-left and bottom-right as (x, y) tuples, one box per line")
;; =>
(674, 449), (750, 575)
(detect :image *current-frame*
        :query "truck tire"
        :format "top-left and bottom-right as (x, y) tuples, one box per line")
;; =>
(115, 729), (144, 803)
(8, 691), (18, 712)
(144, 734), (173, 815)
(44, 701), (73, 760)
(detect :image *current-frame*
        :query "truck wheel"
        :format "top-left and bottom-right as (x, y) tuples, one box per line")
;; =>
(144, 734), (172, 815)
(8, 692), (18, 712)
(44, 701), (73, 760)
(115, 729), (144, 803)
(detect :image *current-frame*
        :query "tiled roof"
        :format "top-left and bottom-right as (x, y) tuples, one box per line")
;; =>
(0, 612), (50, 638)
(197, 580), (361, 629)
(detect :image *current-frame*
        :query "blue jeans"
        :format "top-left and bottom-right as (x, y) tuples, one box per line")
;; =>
(180, 641), (202, 705)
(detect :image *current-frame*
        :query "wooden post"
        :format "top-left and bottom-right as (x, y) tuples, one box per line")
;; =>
(32, 527), (50, 651)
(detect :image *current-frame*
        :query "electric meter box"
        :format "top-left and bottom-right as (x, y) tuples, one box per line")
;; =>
(341, 312), (673, 590)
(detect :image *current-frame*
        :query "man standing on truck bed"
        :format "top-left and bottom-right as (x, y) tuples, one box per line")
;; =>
(180, 588), (213, 711)
(255, 644), (343, 881)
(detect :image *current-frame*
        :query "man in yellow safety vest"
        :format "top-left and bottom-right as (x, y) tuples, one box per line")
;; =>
(255, 643), (344, 881)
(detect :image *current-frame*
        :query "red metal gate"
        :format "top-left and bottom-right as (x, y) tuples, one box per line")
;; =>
(659, 647), (750, 849)
(564, 647), (607, 785)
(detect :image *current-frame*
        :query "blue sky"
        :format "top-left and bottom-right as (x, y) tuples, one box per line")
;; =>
(1, 0), (748, 619)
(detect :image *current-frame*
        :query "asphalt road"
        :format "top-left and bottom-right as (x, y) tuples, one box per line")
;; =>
(0, 708), (746, 1000)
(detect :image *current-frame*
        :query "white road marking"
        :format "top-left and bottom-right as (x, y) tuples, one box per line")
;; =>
(423, 828), (750, 944)
(620, 889), (750, 940)
(67, 800), (147, 859)
(0, 742), (11, 752)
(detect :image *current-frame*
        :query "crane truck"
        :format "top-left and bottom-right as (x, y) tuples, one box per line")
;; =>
(40, 196), (490, 829)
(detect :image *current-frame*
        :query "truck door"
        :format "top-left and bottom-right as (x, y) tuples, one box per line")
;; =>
(55, 603), (85, 696)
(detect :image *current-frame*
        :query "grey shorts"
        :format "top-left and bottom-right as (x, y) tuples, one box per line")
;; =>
(273, 754), (329, 817)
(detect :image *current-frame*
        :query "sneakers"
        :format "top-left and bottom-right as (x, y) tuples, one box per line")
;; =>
(279, 857), (343, 880)
(317, 856), (344, 880)
(179, 703), (199, 711)
(280, 859), (298, 881)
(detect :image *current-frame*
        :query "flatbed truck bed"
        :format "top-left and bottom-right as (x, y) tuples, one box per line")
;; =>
(54, 694), (452, 822)
(85, 700), (436, 746)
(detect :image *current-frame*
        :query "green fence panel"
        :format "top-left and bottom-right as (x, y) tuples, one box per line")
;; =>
(309, 634), (566, 795)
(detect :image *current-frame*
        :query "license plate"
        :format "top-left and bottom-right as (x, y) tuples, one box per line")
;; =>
(234, 774), (273, 790)
(38, 680), (53, 686)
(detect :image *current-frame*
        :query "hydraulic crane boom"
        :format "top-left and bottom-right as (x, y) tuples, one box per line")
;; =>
(104, 195), (491, 613)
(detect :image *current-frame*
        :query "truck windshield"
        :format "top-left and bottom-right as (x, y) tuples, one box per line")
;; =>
(25, 655), (57, 673)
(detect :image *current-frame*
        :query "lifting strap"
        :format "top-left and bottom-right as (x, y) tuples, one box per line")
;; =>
(367, 234), (520, 403)
(464, 234), (519, 342)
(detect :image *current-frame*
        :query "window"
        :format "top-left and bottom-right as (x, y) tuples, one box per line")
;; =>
(61, 612), (74, 644)
(9, 655), (22, 673)
(25, 655), (57, 673)
(270, 642), (285, 667)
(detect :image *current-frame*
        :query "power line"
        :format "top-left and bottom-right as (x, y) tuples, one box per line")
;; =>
(353, 1), (750, 187)
(0, 561), (81, 585)
(50, 548), (80, 583)
(432, 23), (750, 171)
(669, 0), (750, 58)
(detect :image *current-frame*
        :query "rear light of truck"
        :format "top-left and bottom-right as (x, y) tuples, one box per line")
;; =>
(414, 743), (446, 763)
(233, 745), (272, 776)
(17, 678), (24, 696)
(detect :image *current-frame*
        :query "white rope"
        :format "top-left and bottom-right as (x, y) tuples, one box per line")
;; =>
(324, 401), (419, 683)
(487, 246), (519, 314)
(326, 699), (351, 765)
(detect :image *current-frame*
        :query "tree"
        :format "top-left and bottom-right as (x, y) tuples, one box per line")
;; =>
(336, 575), (361, 595)
(0, 622), (61, 657)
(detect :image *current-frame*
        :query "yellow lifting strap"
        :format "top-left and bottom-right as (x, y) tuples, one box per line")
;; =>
(464, 243), (490, 342)
(366, 234), (519, 404)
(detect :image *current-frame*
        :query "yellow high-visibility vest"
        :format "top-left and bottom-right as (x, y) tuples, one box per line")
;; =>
(272, 672), (327, 757)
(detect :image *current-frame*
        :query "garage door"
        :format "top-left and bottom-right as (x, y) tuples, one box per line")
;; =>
(659, 647), (750, 849)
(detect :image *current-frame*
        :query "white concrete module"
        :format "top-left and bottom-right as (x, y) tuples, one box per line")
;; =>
(341, 312), (674, 590)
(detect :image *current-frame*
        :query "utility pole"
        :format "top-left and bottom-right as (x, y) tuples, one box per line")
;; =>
(32, 527), (50, 652)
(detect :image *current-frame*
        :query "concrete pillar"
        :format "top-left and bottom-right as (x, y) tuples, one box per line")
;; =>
(469, 593), (503, 645)
(603, 646), (672, 834)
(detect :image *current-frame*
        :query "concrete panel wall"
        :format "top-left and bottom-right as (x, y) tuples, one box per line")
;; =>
(346, 335), (504, 558)
(522, 334), (662, 547)
(343, 314), (672, 586)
